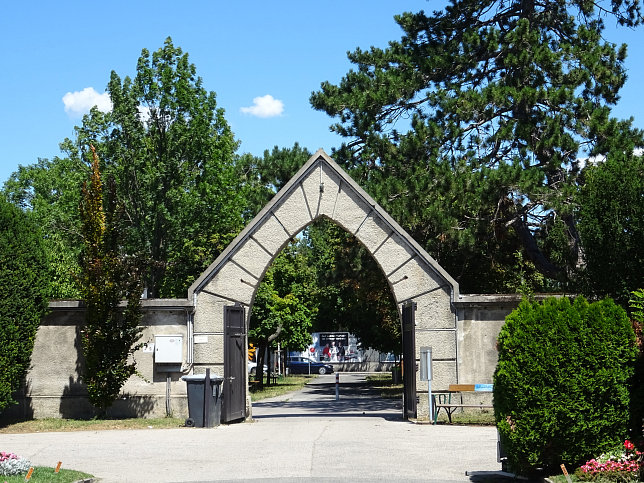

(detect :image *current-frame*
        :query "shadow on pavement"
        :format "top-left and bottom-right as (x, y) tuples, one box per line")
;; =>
(252, 378), (404, 421)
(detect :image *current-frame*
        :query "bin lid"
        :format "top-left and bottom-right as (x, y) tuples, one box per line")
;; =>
(181, 374), (224, 382)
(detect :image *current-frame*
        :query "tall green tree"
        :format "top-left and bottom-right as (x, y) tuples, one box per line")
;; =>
(237, 143), (312, 219)
(249, 243), (314, 386)
(74, 37), (245, 297)
(304, 219), (400, 353)
(0, 196), (49, 412)
(78, 147), (142, 412)
(3, 157), (85, 299)
(311, 0), (643, 293)
(5, 38), (246, 299)
(577, 153), (644, 307)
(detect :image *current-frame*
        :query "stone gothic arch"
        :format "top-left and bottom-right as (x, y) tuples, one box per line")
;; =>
(188, 150), (460, 419)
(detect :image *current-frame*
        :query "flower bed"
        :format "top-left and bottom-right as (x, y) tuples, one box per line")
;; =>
(576, 440), (642, 482)
(0, 451), (32, 477)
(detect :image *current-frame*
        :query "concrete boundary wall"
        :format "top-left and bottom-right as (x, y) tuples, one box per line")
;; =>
(1, 299), (192, 423)
(1, 295), (527, 422)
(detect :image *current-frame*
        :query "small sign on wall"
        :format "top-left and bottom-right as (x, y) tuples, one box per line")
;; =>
(194, 335), (209, 344)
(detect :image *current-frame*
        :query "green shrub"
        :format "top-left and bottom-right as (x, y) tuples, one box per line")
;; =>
(494, 296), (638, 476)
(629, 289), (644, 439)
(0, 197), (50, 412)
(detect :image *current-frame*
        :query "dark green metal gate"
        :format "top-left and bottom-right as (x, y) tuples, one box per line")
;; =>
(223, 304), (246, 423)
(402, 301), (417, 420)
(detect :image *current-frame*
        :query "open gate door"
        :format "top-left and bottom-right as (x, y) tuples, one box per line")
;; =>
(223, 304), (246, 423)
(402, 302), (417, 420)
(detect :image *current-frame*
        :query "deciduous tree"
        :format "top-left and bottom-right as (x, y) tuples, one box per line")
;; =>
(249, 243), (314, 386)
(5, 38), (246, 299)
(78, 147), (142, 412)
(304, 219), (400, 354)
(3, 157), (85, 299)
(74, 38), (245, 298)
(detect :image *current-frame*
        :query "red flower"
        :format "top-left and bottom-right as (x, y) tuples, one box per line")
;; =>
(625, 440), (635, 451)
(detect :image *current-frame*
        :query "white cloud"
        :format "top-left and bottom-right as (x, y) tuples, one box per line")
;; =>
(62, 87), (112, 117)
(240, 94), (284, 118)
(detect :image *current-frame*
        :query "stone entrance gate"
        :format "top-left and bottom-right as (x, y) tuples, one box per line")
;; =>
(188, 150), (461, 420)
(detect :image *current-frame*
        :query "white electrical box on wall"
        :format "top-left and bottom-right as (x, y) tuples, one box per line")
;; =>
(154, 335), (183, 364)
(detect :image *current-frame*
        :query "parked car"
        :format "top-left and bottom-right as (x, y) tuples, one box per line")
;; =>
(247, 361), (268, 376)
(287, 357), (334, 375)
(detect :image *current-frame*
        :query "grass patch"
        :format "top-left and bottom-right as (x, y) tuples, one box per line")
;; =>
(0, 417), (184, 434)
(249, 374), (315, 401)
(365, 372), (403, 399)
(1, 466), (93, 482)
(434, 409), (496, 425)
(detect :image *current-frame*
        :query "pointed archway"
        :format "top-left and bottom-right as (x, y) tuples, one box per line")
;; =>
(188, 150), (460, 421)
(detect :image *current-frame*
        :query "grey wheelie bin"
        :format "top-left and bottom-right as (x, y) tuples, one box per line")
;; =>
(181, 373), (224, 427)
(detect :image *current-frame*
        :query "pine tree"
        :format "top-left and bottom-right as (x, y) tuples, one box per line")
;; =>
(311, 0), (643, 292)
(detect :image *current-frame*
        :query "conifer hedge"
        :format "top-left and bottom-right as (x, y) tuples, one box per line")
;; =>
(494, 296), (637, 476)
(0, 197), (49, 412)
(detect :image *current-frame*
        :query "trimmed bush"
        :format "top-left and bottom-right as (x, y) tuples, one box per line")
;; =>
(494, 296), (638, 476)
(0, 197), (49, 412)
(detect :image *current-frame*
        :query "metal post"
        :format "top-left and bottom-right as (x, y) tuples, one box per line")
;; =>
(166, 374), (171, 417)
(335, 372), (339, 401)
(420, 347), (433, 422)
(428, 379), (433, 423)
(203, 368), (211, 428)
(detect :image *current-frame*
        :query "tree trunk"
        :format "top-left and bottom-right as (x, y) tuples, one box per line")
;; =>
(511, 217), (563, 279)
(256, 343), (266, 389)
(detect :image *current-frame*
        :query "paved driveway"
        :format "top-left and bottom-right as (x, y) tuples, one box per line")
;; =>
(2, 374), (504, 482)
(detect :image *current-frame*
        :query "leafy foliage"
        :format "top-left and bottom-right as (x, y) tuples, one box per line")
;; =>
(4, 38), (246, 299)
(578, 154), (644, 308)
(629, 289), (644, 439)
(3, 157), (86, 299)
(494, 297), (637, 476)
(78, 147), (142, 412)
(249, 243), (314, 385)
(237, 143), (312, 220)
(304, 219), (400, 353)
(0, 197), (49, 412)
(311, 0), (644, 293)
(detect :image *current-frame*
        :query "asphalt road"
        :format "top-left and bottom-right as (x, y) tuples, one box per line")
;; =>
(2, 374), (505, 482)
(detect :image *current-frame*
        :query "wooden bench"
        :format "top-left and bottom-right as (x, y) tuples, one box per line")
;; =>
(249, 372), (278, 386)
(432, 384), (493, 424)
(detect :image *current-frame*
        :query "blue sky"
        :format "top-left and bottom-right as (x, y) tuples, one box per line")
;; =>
(1, 1), (642, 186)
